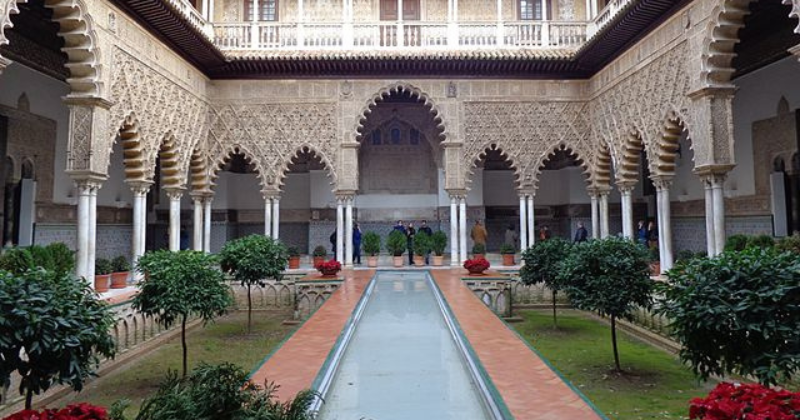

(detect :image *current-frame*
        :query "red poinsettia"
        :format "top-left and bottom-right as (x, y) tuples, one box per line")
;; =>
(689, 382), (800, 420)
(463, 258), (490, 273)
(316, 259), (342, 275)
(3, 403), (108, 420)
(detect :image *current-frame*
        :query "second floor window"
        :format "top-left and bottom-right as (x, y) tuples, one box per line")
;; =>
(519, 0), (544, 20)
(244, 0), (278, 21)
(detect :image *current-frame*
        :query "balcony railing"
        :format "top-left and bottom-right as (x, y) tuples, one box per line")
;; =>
(213, 20), (588, 51)
(586, 0), (634, 39)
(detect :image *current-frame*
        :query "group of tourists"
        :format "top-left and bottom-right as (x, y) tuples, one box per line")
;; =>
(330, 223), (364, 265)
(393, 220), (434, 264)
(637, 220), (659, 249)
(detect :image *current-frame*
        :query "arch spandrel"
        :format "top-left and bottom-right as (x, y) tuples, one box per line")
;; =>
(277, 143), (337, 190)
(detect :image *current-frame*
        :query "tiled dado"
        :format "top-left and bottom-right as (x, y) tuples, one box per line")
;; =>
(34, 224), (132, 260)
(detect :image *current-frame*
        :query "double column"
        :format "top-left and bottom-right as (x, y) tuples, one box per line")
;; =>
(518, 192), (535, 250)
(447, 192), (468, 264)
(588, 188), (610, 239)
(263, 194), (280, 240)
(74, 177), (104, 282)
(335, 194), (355, 266)
(129, 181), (152, 279)
(191, 192), (214, 252)
(653, 178), (674, 273)
(164, 188), (184, 251)
(697, 168), (730, 256)
(618, 183), (636, 239)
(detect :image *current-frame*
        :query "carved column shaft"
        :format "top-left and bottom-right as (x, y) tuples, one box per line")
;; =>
(203, 197), (213, 252)
(450, 195), (458, 266)
(345, 196), (354, 268)
(165, 189), (184, 251)
(653, 178), (674, 273)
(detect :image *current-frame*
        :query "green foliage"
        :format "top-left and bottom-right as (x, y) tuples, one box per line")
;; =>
(499, 243), (515, 255)
(220, 235), (287, 286)
(45, 243), (76, 276)
(0, 247), (35, 274)
(560, 237), (653, 371)
(675, 249), (706, 263)
(776, 233), (800, 254)
(472, 243), (486, 255)
(724, 234), (749, 252)
(361, 232), (381, 256)
(0, 269), (116, 408)
(520, 237), (572, 326)
(112, 256), (131, 273)
(312, 246), (327, 257)
(133, 250), (232, 375)
(746, 234), (775, 250)
(95, 258), (114, 276)
(386, 231), (406, 256)
(412, 233), (430, 256)
(648, 246), (660, 263)
(287, 247), (301, 257)
(135, 363), (317, 420)
(658, 247), (800, 386)
(429, 231), (447, 256)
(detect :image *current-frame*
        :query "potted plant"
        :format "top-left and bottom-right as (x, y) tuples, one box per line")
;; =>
(430, 231), (447, 266)
(649, 246), (660, 276)
(387, 230), (406, 267)
(110, 256), (131, 289)
(413, 234), (429, 266)
(472, 243), (486, 260)
(287, 246), (301, 269)
(464, 257), (490, 275)
(317, 260), (341, 277)
(312, 245), (327, 268)
(362, 231), (381, 267)
(94, 258), (113, 293)
(500, 244), (516, 266)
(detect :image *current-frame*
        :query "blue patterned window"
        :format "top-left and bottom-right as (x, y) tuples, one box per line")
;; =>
(410, 129), (420, 145)
(372, 130), (381, 145)
(391, 128), (401, 144)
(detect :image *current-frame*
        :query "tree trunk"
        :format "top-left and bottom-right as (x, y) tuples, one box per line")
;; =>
(552, 289), (558, 328)
(25, 388), (33, 410)
(247, 284), (252, 334)
(611, 315), (621, 372)
(181, 314), (188, 377)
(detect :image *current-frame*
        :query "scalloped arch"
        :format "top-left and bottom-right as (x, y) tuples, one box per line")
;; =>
(650, 114), (690, 178)
(531, 142), (592, 190)
(110, 112), (147, 183)
(277, 144), (336, 188)
(354, 82), (448, 143)
(209, 144), (268, 191)
(2, 0), (104, 97)
(465, 143), (522, 189)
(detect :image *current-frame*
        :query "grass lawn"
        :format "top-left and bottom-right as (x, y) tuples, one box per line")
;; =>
(512, 309), (714, 420)
(53, 310), (295, 417)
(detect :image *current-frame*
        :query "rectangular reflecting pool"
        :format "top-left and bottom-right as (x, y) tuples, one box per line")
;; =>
(316, 271), (496, 420)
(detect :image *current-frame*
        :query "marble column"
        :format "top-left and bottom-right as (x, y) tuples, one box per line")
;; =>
(450, 195), (458, 266)
(87, 185), (98, 280)
(599, 190), (610, 238)
(618, 184), (635, 239)
(336, 198), (344, 263)
(264, 197), (272, 237)
(519, 194), (528, 250)
(203, 197), (212, 252)
(345, 196), (354, 268)
(75, 181), (93, 281)
(129, 182), (151, 279)
(166, 189), (183, 251)
(654, 179), (674, 272)
(458, 196), (467, 263)
(526, 194), (535, 246)
(703, 178), (716, 256)
(271, 197), (280, 240)
(192, 195), (203, 251)
(590, 193), (599, 239)
(711, 174), (727, 255)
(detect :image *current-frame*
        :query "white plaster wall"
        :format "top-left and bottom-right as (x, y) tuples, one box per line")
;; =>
(310, 170), (336, 208)
(671, 133), (705, 201)
(731, 57), (800, 198)
(97, 139), (134, 207)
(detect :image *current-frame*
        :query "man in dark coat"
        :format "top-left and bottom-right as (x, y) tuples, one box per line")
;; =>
(574, 222), (588, 243)
(418, 220), (433, 264)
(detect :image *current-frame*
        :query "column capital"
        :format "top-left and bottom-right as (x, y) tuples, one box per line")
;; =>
(650, 176), (673, 191)
(687, 86), (737, 100)
(694, 164), (735, 179)
(517, 189), (536, 198)
(164, 187), (185, 200)
(587, 186), (611, 197)
(127, 180), (154, 195)
(261, 189), (281, 201)
(615, 181), (637, 194)
(447, 189), (467, 199)
(70, 172), (107, 190)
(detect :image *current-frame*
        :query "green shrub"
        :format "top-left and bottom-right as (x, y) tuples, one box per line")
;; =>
(520, 237), (572, 326)
(659, 247), (800, 386)
(724, 234), (749, 252)
(45, 243), (75, 276)
(312, 246), (327, 257)
(362, 231), (381, 256)
(0, 247), (35, 274)
(413, 233), (430, 256)
(472, 243), (486, 255)
(287, 246), (301, 257)
(499, 244), (515, 255)
(429, 231), (447, 256)
(676, 249), (696, 263)
(776, 233), (800, 254)
(746, 234), (775, 250)
(112, 256), (131, 273)
(95, 258), (114, 276)
(28, 246), (55, 274)
(386, 231), (406, 257)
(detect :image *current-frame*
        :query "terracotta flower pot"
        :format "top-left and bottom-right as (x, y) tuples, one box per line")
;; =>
(288, 256), (301, 269)
(312, 256), (325, 268)
(414, 255), (425, 266)
(502, 254), (515, 266)
(393, 256), (404, 267)
(468, 268), (486, 276)
(110, 272), (129, 289)
(94, 274), (110, 293)
(432, 255), (444, 266)
(649, 262), (661, 276)
(367, 256), (378, 267)
(320, 269), (339, 277)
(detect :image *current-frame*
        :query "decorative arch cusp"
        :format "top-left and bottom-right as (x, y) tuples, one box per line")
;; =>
(466, 143), (522, 189)
(278, 144), (336, 188)
(354, 83), (448, 143)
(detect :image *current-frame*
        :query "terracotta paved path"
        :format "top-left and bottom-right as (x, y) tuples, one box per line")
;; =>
(252, 268), (604, 419)
(250, 269), (374, 401)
